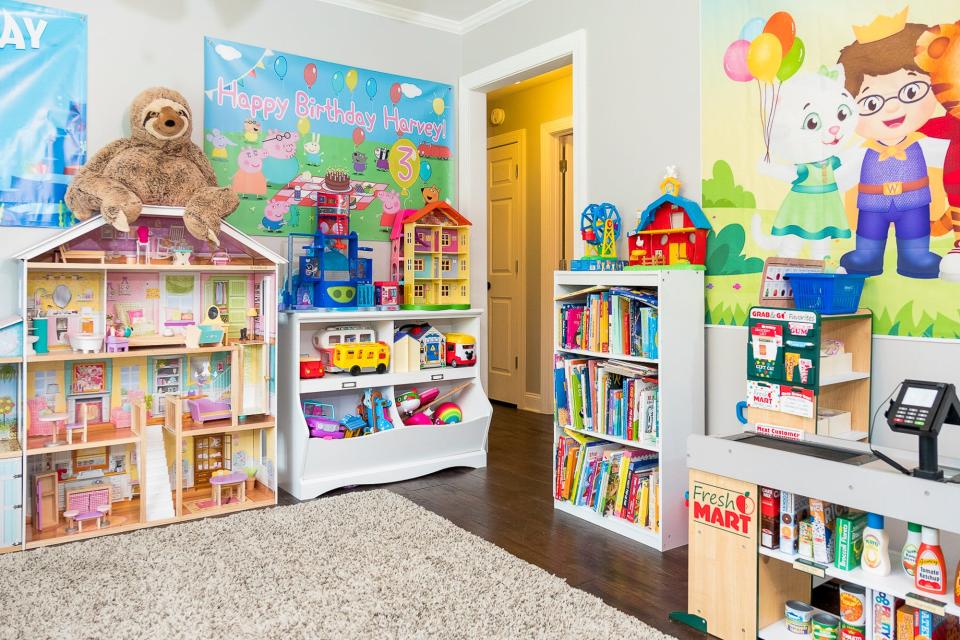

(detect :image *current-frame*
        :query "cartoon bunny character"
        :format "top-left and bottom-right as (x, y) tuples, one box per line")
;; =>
(753, 67), (858, 260)
(206, 128), (236, 161)
(304, 133), (321, 166)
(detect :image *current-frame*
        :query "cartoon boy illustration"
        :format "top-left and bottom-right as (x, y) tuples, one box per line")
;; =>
(837, 8), (942, 278)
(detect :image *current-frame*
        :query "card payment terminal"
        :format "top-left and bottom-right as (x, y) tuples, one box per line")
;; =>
(885, 380), (960, 481)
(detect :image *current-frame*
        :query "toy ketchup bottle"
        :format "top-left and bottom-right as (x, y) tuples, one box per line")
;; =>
(915, 526), (947, 596)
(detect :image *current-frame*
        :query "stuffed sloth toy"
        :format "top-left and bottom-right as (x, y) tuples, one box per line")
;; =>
(65, 87), (239, 246)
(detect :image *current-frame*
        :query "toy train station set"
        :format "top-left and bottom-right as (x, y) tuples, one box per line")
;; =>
(282, 189), (471, 312)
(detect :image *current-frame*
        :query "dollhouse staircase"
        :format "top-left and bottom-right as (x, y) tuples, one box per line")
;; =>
(143, 425), (174, 521)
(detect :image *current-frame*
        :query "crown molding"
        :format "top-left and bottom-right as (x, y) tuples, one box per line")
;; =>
(313, 0), (531, 35)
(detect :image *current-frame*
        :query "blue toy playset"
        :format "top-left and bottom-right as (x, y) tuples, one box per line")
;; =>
(283, 193), (375, 311)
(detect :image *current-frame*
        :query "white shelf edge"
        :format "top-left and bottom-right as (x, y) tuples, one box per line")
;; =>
(553, 499), (661, 549)
(289, 308), (483, 322)
(555, 425), (660, 452)
(555, 347), (658, 365)
(820, 371), (870, 386)
(299, 366), (478, 394)
(758, 546), (960, 616)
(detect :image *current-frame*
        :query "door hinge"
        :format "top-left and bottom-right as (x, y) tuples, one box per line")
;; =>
(13, 504), (22, 510)
(515, 355), (519, 369)
(515, 164), (519, 178)
(515, 258), (519, 274)
(13, 473), (22, 479)
(559, 159), (568, 174)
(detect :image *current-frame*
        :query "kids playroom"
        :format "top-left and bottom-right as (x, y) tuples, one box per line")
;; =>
(2, 1), (960, 639)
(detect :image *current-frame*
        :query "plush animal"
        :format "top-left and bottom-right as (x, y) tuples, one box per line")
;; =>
(65, 87), (239, 246)
(753, 67), (858, 260)
(916, 21), (960, 281)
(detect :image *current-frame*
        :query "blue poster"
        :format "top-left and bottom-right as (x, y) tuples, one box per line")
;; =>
(0, 1), (86, 228)
(203, 37), (454, 241)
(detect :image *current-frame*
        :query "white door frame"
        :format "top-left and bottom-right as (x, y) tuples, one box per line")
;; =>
(486, 129), (526, 407)
(458, 29), (587, 399)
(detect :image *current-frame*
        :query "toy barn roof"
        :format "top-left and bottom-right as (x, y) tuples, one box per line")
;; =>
(14, 205), (286, 264)
(629, 194), (712, 235)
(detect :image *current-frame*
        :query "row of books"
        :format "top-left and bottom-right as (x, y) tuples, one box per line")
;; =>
(553, 354), (659, 444)
(554, 429), (660, 529)
(556, 288), (658, 358)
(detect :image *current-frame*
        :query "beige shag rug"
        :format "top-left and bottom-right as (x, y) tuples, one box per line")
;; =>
(0, 490), (676, 639)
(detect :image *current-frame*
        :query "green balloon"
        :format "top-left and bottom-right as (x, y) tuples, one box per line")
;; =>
(776, 37), (805, 83)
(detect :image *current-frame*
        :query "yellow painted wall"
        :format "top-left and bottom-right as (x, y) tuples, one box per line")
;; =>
(27, 271), (103, 318)
(487, 67), (572, 397)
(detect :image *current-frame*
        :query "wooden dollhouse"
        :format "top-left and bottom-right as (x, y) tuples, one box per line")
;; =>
(626, 173), (711, 270)
(390, 202), (471, 310)
(4, 206), (283, 551)
(393, 322), (446, 373)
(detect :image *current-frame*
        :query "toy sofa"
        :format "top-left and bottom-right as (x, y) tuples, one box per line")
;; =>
(187, 397), (232, 423)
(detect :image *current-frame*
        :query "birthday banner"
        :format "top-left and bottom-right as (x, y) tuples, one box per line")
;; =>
(0, 1), (86, 228)
(203, 37), (454, 241)
(702, 1), (960, 338)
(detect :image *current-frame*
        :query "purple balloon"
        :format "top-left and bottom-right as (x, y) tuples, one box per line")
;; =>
(723, 40), (754, 82)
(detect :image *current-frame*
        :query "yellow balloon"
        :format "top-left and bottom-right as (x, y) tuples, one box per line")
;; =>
(747, 33), (783, 82)
(432, 97), (445, 116)
(345, 69), (359, 93)
(297, 117), (310, 136)
(388, 138), (421, 196)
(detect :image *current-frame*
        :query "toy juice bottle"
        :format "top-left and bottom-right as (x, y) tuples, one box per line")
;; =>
(915, 526), (947, 595)
(862, 513), (891, 576)
(901, 522), (922, 576)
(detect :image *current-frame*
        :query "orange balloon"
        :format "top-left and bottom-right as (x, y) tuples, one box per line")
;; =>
(763, 11), (795, 54)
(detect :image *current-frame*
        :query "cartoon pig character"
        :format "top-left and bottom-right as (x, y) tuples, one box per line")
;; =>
(261, 129), (300, 187)
(352, 151), (367, 175)
(231, 148), (267, 199)
(205, 128), (236, 161)
(261, 199), (290, 232)
(303, 133), (321, 166)
(377, 189), (402, 228)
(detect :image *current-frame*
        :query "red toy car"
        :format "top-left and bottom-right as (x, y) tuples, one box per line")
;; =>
(299, 356), (325, 379)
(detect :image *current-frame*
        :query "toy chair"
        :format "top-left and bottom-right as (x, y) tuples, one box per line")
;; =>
(65, 409), (89, 445)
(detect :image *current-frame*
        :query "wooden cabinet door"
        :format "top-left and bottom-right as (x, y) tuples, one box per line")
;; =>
(0, 458), (22, 546)
(33, 472), (58, 532)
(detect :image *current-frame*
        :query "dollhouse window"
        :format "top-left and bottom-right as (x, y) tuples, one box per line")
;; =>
(440, 284), (450, 298)
(660, 234), (669, 245)
(689, 233), (696, 243)
(33, 370), (57, 401)
(120, 365), (141, 398)
(441, 258), (452, 272)
(671, 211), (684, 228)
(413, 258), (424, 272)
(406, 232), (413, 244)
(414, 284), (425, 299)
(460, 285), (467, 297)
(462, 258), (467, 271)
(441, 233), (451, 248)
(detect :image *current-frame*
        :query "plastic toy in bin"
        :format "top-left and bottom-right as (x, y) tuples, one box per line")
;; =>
(785, 273), (866, 314)
(303, 400), (343, 439)
(299, 356), (324, 379)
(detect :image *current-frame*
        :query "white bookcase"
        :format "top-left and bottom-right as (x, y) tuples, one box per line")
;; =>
(277, 309), (491, 500)
(552, 269), (704, 551)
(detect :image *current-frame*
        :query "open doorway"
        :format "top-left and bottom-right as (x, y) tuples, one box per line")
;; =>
(485, 66), (572, 412)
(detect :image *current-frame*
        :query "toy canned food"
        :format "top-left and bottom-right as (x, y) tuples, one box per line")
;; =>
(785, 601), (814, 635)
(839, 584), (867, 625)
(840, 623), (866, 640)
(812, 613), (840, 640)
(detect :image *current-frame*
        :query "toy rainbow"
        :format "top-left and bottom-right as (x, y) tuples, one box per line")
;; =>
(433, 402), (462, 425)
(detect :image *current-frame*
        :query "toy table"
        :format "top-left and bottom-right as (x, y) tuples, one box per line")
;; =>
(210, 472), (246, 506)
(39, 412), (69, 447)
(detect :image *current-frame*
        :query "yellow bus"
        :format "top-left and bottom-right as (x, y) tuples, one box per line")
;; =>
(330, 341), (390, 376)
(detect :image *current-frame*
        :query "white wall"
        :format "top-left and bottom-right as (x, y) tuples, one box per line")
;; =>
(0, 0), (461, 314)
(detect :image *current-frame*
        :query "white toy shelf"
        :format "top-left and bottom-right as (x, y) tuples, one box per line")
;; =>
(277, 309), (490, 500)
(552, 269), (705, 552)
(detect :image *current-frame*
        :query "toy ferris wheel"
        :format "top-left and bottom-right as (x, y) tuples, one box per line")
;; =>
(580, 202), (622, 261)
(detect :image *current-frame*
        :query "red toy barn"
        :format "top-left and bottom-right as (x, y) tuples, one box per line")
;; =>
(626, 174), (711, 270)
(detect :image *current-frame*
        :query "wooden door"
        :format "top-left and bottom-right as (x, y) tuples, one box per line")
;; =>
(33, 472), (58, 532)
(486, 140), (522, 405)
(559, 133), (574, 265)
(205, 278), (248, 340)
(0, 458), (22, 546)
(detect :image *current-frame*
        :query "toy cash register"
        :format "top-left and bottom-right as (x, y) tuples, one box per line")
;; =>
(885, 379), (960, 481)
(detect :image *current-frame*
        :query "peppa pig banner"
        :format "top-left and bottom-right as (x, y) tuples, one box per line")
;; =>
(702, 2), (960, 338)
(203, 37), (454, 241)
(0, 1), (87, 228)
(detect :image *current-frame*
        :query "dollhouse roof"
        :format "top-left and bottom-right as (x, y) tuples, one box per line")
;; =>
(629, 194), (712, 235)
(14, 206), (286, 264)
(0, 316), (22, 330)
(395, 202), (471, 239)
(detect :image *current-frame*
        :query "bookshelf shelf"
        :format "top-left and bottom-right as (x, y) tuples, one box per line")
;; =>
(551, 269), (704, 552)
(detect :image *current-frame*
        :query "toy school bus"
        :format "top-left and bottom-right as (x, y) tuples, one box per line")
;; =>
(444, 333), (477, 367)
(330, 342), (390, 376)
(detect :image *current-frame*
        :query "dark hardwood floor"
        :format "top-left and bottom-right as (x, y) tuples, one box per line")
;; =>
(286, 403), (704, 640)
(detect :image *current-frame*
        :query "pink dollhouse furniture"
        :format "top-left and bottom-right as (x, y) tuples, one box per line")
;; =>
(210, 470), (246, 506)
(186, 397), (232, 423)
(64, 487), (111, 532)
(27, 397), (54, 437)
